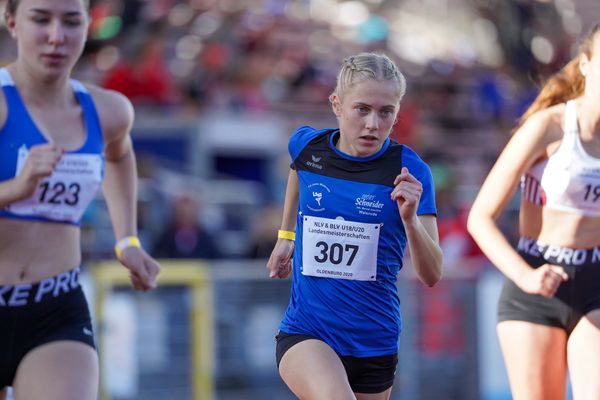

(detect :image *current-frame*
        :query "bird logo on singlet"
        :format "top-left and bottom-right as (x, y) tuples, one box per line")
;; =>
(307, 182), (330, 212)
(313, 192), (323, 206)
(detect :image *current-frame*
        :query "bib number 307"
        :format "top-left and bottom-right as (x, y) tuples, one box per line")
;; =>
(302, 215), (380, 281)
(314, 242), (358, 266)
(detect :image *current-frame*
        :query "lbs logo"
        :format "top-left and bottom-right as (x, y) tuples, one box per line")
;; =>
(307, 182), (330, 212)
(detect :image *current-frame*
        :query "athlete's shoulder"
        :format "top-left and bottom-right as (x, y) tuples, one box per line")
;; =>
(400, 145), (434, 184)
(288, 125), (331, 160)
(83, 84), (134, 140)
(515, 102), (565, 144)
(290, 125), (329, 142)
(400, 144), (428, 167)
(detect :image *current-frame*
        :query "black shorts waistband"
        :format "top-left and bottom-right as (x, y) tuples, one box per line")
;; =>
(517, 236), (600, 268)
(0, 268), (81, 307)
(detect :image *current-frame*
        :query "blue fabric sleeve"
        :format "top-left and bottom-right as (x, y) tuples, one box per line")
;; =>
(402, 146), (437, 216)
(288, 126), (323, 162)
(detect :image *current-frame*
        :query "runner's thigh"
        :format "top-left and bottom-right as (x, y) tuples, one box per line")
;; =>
(279, 339), (355, 400)
(568, 309), (600, 400)
(13, 341), (98, 400)
(497, 321), (567, 400)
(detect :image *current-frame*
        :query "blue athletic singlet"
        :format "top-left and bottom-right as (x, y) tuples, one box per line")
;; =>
(0, 68), (104, 225)
(279, 126), (437, 357)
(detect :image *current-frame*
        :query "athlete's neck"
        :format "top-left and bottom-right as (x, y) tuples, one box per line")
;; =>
(7, 64), (73, 107)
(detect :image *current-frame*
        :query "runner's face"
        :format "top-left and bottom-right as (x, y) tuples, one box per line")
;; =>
(6, 0), (89, 80)
(331, 79), (400, 158)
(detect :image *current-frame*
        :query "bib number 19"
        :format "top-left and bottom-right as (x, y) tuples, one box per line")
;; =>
(584, 184), (600, 203)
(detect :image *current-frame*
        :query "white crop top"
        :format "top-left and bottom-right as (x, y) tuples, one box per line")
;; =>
(521, 100), (600, 216)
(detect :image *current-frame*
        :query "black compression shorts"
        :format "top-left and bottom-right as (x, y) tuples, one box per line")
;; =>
(498, 237), (600, 334)
(0, 268), (96, 389)
(275, 331), (398, 394)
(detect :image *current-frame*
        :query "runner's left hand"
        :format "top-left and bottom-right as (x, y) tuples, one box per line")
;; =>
(118, 247), (161, 291)
(391, 167), (422, 221)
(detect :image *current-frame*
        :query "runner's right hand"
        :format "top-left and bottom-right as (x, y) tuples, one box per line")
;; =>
(15, 143), (63, 198)
(515, 263), (569, 298)
(267, 238), (294, 279)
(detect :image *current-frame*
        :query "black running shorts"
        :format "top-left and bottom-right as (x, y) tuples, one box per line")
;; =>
(498, 237), (600, 334)
(275, 331), (398, 394)
(0, 268), (96, 389)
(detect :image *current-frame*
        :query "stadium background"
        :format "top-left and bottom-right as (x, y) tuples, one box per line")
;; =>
(1, 0), (598, 399)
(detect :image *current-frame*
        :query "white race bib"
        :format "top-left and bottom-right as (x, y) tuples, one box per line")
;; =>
(7, 145), (103, 223)
(302, 215), (380, 281)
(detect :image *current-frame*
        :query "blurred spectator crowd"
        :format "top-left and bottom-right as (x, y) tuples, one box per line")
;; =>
(0, 0), (593, 270)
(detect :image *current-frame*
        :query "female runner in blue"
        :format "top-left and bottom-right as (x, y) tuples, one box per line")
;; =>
(267, 52), (443, 400)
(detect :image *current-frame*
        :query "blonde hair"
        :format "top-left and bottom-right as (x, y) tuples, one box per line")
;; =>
(332, 52), (406, 102)
(519, 23), (600, 125)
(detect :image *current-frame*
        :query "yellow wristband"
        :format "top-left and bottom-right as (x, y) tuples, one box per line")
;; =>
(278, 230), (296, 241)
(114, 236), (141, 259)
